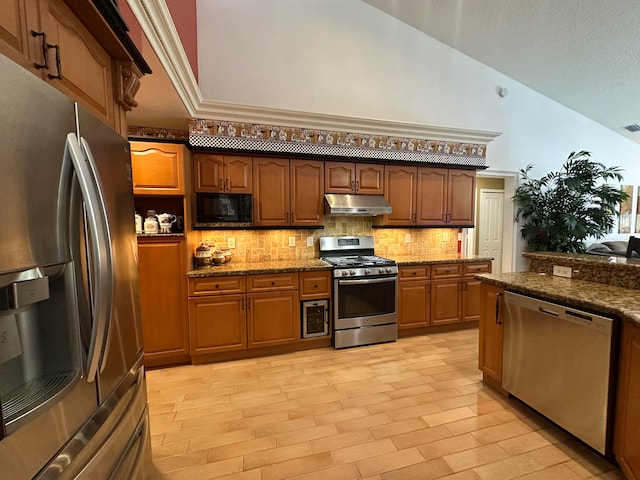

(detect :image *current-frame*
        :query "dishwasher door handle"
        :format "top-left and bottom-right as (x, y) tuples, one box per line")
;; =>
(538, 307), (559, 317)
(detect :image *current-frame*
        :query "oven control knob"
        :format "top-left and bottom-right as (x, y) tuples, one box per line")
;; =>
(379, 267), (386, 274)
(364, 268), (372, 275)
(341, 270), (349, 277)
(349, 270), (356, 276)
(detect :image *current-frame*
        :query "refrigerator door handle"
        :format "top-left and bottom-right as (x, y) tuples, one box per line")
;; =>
(65, 133), (113, 382)
(79, 137), (116, 373)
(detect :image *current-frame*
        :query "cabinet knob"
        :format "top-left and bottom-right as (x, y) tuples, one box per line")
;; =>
(412, 271), (417, 275)
(314, 284), (318, 288)
(215, 284), (219, 289)
(271, 281), (276, 285)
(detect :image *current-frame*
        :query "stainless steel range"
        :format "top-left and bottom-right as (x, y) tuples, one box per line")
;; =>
(320, 236), (398, 349)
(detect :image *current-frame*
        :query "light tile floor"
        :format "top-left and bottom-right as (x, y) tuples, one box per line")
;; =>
(145, 327), (624, 480)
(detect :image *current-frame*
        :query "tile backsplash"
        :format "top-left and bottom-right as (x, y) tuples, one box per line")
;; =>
(195, 216), (458, 262)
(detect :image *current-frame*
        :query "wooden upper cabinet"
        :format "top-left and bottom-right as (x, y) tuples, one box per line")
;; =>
(0, 0), (145, 136)
(325, 162), (383, 194)
(377, 167), (476, 227)
(193, 153), (252, 193)
(253, 157), (324, 227)
(448, 169), (476, 226)
(416, 168), (448, 225)
(130, 142), (185, 195)
(380, 165), (417, 225)
(290, 159), (324, 226)
(42, 0), (114, 127)
(0, 0), (43, 74)
(253, 157), (290, 226)
(356, 163), (384, 194)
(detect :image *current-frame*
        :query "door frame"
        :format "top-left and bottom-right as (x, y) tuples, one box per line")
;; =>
(472, 170), (518, 273)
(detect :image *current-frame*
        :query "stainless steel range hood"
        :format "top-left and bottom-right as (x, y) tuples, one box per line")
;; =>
(324, 194), (392, 216)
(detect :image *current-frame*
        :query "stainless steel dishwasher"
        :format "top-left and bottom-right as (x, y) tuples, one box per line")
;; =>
(502, 291), (615, 455)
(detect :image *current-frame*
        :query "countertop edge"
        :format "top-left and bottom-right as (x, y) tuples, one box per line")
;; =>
(187, 256), (493, 278)
(476, 272), (640, 326)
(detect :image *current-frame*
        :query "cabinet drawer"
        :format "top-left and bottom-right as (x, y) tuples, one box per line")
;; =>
(299, 270), (331, 299)
(188, 276), (246, 296)
(247, 272), (299, 292)
(431, 263), (462, 279)
(463, 262), (491, 277)
(399, 265), (430, 281)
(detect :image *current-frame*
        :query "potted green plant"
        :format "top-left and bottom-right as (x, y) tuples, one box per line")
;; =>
(513, 150), (629, 252)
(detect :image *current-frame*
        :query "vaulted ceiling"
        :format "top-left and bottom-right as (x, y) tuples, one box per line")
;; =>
(128, 0), (640, 145)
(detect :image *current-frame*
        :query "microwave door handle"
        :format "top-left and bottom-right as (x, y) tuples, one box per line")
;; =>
(65, 133), (113, 382)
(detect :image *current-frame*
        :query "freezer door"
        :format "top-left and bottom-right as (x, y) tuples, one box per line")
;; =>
(75, 106), (144, 402)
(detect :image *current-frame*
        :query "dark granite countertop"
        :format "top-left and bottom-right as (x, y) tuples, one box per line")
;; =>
(393, 254), (493, 266)
(187, 255), (493, 278)
(187, 259), (332, 277)
(477, 272), (640, 325)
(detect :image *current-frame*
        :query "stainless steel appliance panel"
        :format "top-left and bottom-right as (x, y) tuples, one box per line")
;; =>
(502, 291), (614, 454)
(0, 55), (149, 479)
(334, 323), (397, 349)
(335, 276), (397, 323)
(0, 54), (76, 272)
(75, 106), (144, 402)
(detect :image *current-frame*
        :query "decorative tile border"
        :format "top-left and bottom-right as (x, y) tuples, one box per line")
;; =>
(128, 126), (189, 140)
(188, 119), (488, 167)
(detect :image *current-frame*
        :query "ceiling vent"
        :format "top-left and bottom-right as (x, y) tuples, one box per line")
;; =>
(623, 124), (640, 132)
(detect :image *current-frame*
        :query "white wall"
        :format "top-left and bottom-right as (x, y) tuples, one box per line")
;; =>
(197, 0), (640, 271)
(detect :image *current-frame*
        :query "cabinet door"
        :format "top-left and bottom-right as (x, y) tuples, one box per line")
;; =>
(193, 153), (223, 192)
(614, 321), (640, 480)
(247, 291), (299, 347)
(0, 0), (43, 74)
(448, 170), (476, 226)
(382, 165), (417, 225)
(398, 280), (430, 329)
(356, 163), (384, 194)
(416, 167), (448, 225)
(478, 284), (504, 384)
(290, 159), (324, 226)
(137, 239), (189, 366)
(130, 142), (185, 195)
(325, 162), (355, 193)
(189, 294), (246, 354)
(462, 277), (483, 322)
(253, 158), (290, 226)
(42, 0), (115, 128)
(225, 155), (253, 193)
(430, 279), (461, 325)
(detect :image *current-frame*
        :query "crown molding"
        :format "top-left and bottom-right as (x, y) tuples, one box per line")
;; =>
(128, 0), (501, 145)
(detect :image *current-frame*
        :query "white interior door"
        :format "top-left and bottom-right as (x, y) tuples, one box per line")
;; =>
(478, 189), (504, 273)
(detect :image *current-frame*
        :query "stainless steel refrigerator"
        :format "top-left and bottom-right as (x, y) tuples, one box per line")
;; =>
(0, 54), (150, 478)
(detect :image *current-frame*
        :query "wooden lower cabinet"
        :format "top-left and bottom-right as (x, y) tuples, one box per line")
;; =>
(430, 262), (491, 326)
(614, 320), (640, 480)
(189, 294), (246, 354)
(478, 283), (504, 386)
(248, 290), (300, 347)
(398, 265), (430, 329)
(137, 238), (189, 367)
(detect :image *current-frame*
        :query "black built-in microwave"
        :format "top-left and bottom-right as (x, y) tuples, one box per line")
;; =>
(193, 193), (253, 228)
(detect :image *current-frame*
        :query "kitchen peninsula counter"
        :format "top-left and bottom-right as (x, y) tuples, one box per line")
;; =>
(477, 271), (640, 325)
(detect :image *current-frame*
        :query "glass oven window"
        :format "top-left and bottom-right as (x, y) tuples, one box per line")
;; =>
(337, 279), (395, 319)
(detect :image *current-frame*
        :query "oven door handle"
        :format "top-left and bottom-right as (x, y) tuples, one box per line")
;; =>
(338, 277), (396, 285)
